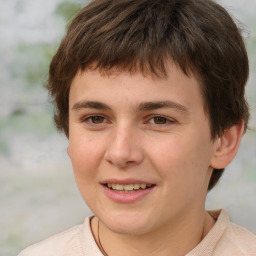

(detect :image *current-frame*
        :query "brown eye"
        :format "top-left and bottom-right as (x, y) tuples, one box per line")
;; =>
(90, 116), (105, 124)
(153, 116), (167, 124)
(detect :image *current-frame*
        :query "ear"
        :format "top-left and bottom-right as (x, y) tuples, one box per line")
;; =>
(210, 121), (244, 169)
(67, 144), (71, 158)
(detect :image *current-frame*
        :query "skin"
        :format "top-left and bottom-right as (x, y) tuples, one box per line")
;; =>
(67, 63), (241, 256)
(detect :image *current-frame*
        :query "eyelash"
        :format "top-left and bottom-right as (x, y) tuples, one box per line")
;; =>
(82, 115), (108, 125)
(146, 115), (175, 125)
(82, 115), (175, 126)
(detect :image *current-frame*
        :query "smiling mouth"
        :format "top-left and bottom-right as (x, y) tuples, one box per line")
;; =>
(104, 183), (155, 192)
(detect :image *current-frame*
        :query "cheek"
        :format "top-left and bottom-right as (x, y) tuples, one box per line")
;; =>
(150, 135), (212, 189)
(69, 136), (104, 182)
(69, 138), (104, 207)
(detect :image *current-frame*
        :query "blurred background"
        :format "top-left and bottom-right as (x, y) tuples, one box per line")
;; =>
(0, 0), (255, 255)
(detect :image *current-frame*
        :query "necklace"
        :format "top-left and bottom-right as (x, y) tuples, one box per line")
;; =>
(97, 219), (109, 256)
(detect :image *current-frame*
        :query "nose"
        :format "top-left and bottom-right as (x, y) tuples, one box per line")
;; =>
(104, 125), (144, 168)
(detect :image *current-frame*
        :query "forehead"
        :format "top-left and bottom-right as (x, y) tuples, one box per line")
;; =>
(74, 61), (200, 89)
(69, 63), (207, 116)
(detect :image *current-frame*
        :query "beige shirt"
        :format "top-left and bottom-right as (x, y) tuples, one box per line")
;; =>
(18, 210), (256, 256)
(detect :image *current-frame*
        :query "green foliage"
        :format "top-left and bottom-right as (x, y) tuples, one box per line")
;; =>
(0, 138), (9, 154)
(56, 2), (82, 24)
(244, 165), (256, 182)
(11, 43), (57, 88)
(246, 30), (256, 65)
(0, 112), (55, 135)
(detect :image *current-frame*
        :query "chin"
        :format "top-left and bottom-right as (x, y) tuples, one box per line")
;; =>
(100, 211), (152, 236)
(107, 222), (148, 236)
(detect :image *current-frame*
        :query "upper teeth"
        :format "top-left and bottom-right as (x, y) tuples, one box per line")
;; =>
(107, 184), (150, 191)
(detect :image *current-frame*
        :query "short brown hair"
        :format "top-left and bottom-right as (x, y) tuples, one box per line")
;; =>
(47, 0), (249, 191)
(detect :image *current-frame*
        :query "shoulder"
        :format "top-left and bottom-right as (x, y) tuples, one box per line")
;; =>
(188, 209), (256, 256)
(222, 221), (256, 255)
(212, 210), (256, 255)
(17, 218), (89, 256)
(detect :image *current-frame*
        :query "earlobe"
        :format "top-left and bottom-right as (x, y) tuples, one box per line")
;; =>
(210, 121), (244, 169)
(67, 145), (71, 158)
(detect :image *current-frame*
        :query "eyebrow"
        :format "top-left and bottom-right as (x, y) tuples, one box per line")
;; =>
(72, 100), (188, 113)
(72, 101), (111, 111)
(137, 101), (188, 112)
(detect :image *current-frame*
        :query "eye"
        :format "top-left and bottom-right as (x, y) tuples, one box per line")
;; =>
(152, 116), (167, 124)
(84, 115), (106, 124)
(147, 116), (174, 125)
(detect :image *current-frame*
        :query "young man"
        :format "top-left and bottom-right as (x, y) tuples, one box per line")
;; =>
(19, 0), (256, 255)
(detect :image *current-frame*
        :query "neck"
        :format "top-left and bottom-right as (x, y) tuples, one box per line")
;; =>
(91, 210), (215, 256)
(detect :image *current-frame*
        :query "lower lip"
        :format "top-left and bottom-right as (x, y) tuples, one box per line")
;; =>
(102, 185), (155, 203)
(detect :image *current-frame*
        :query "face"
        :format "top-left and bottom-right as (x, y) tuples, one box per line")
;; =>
(68, 64), (218, 236)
